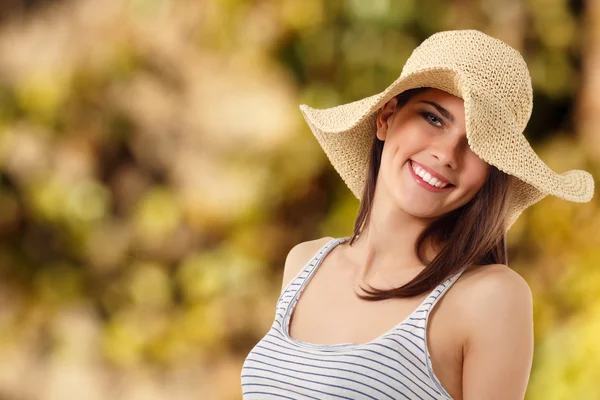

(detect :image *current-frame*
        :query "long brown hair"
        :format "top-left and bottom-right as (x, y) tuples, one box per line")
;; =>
(349, 87), (512, 301)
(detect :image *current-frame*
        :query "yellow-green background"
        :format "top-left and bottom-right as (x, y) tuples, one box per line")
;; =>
(0, 0), (598, 399)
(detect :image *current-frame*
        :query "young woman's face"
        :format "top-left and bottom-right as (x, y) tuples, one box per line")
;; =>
(376, 88), (489, 218)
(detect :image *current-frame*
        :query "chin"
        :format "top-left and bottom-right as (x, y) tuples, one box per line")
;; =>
(407, 208), (443, 219)
(395, 196), (443, 218)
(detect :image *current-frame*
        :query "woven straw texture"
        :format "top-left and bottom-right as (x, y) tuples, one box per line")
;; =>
(299, 29), (595, 231)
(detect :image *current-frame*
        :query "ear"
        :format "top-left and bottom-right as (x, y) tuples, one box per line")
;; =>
(376, 97), (398, 141)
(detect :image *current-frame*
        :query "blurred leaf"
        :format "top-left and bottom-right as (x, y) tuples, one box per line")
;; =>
(127, 261), (172, 309)
(33, 263), (83, 306)
(133, 186), (181, 244)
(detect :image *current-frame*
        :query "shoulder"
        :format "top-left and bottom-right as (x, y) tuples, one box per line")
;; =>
(462, 263), (532, 314)
(460, 263), (532, 295)
(457, 264), (534, 398)
(457, 263), (533, 336)
(280, 236), (335, 294)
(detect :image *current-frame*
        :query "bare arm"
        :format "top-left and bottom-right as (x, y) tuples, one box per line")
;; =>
(461, 266), (534, 400)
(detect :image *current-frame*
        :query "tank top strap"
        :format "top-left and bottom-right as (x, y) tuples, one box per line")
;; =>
(421, 265), (468, 312)
(273, 237), (347, 328)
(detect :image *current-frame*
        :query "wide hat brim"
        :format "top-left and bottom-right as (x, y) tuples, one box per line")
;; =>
(299, 67), (595, 231)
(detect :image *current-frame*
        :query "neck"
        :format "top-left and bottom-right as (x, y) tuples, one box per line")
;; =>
(347, 183), (441, 285)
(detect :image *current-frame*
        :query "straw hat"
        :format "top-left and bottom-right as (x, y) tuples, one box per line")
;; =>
(299, 29), (595, 231)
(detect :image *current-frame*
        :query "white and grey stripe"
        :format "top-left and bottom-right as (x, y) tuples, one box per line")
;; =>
(241, 237), (467, 399)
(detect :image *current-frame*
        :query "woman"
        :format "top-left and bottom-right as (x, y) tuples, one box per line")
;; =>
(240, 30), (594, 400)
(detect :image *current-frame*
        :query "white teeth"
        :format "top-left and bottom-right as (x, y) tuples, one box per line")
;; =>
(411, 162), (449, 188)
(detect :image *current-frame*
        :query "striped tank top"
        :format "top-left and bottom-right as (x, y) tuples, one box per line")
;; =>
(241, 236), (468, 400)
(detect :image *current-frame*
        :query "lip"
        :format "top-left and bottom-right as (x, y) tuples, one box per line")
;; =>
(408, 160), (454, 192)
(410, 160), (453, 185)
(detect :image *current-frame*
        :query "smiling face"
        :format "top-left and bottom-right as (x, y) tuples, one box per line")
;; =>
(375, 88), (490, 219)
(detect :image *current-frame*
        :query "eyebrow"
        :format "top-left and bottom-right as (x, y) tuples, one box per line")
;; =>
(417, 100), (455, 123)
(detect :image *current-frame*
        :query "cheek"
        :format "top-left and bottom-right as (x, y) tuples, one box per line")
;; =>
(385, 128), (424, 164)
(381, 140), (404, 171)
(463, 158), (490, 190)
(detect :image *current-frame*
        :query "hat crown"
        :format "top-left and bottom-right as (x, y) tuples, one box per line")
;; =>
(401, 30), (533, 130)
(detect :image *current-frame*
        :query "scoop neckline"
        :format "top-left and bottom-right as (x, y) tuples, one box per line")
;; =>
(281, 236), (453, 352)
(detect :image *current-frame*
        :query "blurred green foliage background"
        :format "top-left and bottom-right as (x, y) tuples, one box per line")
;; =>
(0, 0), (598, 399)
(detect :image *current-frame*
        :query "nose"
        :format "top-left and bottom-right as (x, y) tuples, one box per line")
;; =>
(430, 131), (465, 170)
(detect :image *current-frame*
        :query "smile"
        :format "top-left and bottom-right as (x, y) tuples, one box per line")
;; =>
(408, 160), (454, 192)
